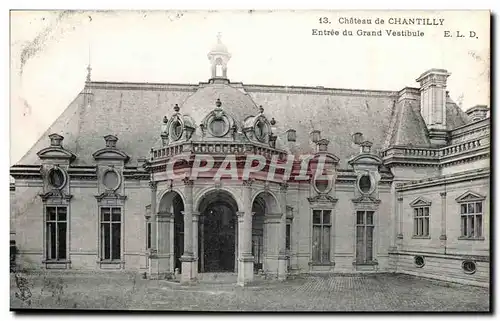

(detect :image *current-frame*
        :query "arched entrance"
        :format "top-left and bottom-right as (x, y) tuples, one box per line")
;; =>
(197, 190), (239, 272)
(252, 191), (281, 274)
(158, 191), (184, 273)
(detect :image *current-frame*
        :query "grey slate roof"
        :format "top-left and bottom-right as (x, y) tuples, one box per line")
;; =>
(16, 81), (471, 167)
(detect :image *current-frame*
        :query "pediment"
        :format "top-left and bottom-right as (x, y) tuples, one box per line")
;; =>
(307, 194), (338, 204)
(95, 191), (127, 202)
(351, 195), (381, 204)
(93, 148), (130, 163)
(39, 190), (73, 202)
(37, 147), (76, 162)
(455, 191), (486, 203)
(409, 196), (432, 207)
(348, 154), (382, 166)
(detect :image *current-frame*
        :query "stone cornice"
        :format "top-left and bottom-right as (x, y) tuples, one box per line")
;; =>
(10, 165), (150, 181)
(10, 165), (42, 180)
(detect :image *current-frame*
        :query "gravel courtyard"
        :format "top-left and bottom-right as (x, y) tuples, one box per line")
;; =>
(10, 272), (490, 312)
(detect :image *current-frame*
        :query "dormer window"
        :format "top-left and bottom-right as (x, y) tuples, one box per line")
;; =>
(254, 119), (268, 142)
(48, 167), (66, 189)
(209, 118), (229, 137)
(357, 174), (373, 194)
(171, 120), (183, 141)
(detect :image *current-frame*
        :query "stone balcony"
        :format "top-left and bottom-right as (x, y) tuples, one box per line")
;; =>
(150, 141), (288, 162)
(381, 136), (489, 167)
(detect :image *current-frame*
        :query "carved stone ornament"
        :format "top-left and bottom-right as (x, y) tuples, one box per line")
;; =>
(182, 177), (194, 186)
(39, 190), (73, 202)
(307, 194), (338, 204)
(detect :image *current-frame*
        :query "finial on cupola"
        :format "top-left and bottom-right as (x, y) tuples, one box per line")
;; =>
(259, 105), (264, 114)
(270, 118), (276, 126)
(216, 98), (222, 108)
(86, 64), (92, 82)
(173, 104), (180, 113)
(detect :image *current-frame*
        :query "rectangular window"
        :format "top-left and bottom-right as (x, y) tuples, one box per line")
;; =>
(100, 207), (122, 261)
(413, 206), (430, 237)
(312, 210), (331, 263)
(460, 201), (483, 238)
(46, 206), (67, 261)
(355, 211), (374, 264)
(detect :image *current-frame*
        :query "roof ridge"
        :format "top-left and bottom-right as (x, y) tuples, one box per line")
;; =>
(85, 80), (400, 95)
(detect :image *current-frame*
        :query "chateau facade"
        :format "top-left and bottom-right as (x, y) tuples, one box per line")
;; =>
(10, 36), (490, 286)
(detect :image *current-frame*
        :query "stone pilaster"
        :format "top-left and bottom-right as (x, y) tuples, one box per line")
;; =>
(396, 194), (403, 242)
(148, 181), (159, 278)
(180, 179), (196, 284)
(264, 213), (282, 276)
(155, 211), (173, 277)
(439, 192), (447, 244)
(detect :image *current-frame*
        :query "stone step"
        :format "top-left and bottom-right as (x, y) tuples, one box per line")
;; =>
(198, 272), (237, 283)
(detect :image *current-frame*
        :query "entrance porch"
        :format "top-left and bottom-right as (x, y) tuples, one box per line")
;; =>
(148, 180), (288, 285)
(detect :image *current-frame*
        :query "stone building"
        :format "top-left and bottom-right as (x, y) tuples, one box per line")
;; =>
(10, 36), (490, 286)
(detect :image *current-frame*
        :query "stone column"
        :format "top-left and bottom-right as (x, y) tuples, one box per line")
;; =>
(238, 180), (254, 286)
(180, 179), (196, 284)
(277, 184), (288, 280)
(169, 212), (175, 272)
(396, 194), (403, 243)
(234, 218), (238, 272)
(192, 212), (200, 279)
(148, 181), (158, 278)
(439, 192), (447, 246)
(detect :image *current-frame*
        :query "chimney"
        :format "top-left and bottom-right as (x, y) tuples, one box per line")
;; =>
(104, 135), (118, 148)
(310, 130), (321, 143)
(286, 129), (296, 142)
(465, 105), (489, 122)
(49, 133), (64, 147)
(360, 140), (372, 154)
(416, 69), (450, 145)
(316, 138), (330, 153)
(352, 132), (363, 145)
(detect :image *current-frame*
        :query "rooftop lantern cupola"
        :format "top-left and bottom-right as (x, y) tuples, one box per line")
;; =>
(207, 33), (231, 83)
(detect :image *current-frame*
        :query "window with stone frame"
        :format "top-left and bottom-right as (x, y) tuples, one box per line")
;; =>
(460, 201), (483, 238)
(413, 206), (430, 237)
(100, 207), (122, 261)
(312, 210), (331, 263)
(355, 210), (374, 264)
(45, 206), (68, 261)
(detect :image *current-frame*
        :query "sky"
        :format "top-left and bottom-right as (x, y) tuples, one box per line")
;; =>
(10, 10), (490, 164)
